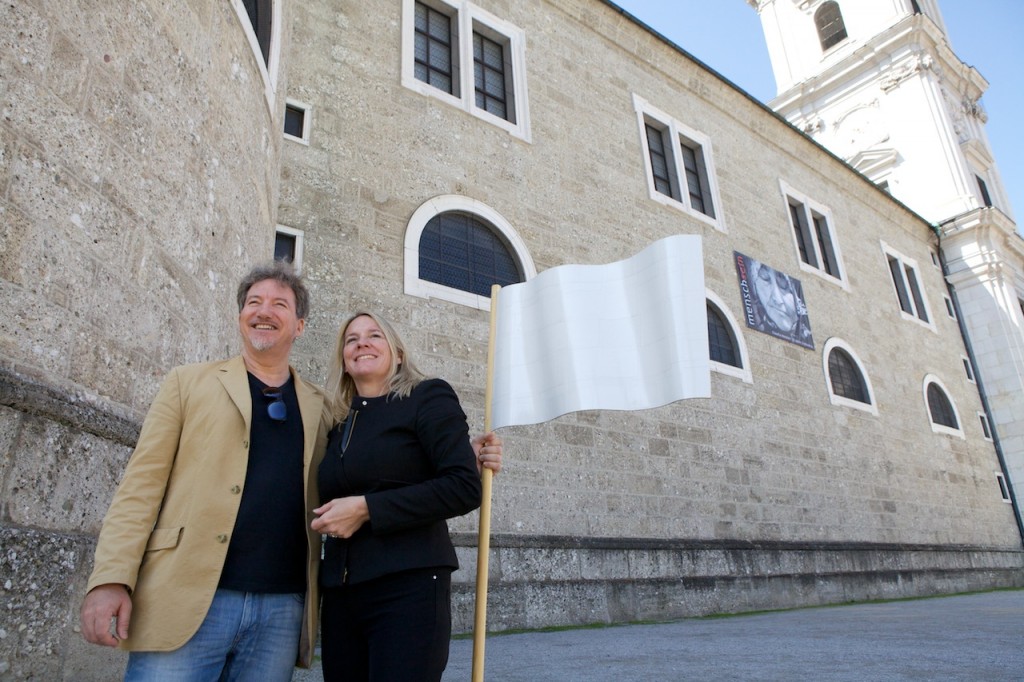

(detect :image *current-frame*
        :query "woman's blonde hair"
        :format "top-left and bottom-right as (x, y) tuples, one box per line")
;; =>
(325, 311), (426, 421)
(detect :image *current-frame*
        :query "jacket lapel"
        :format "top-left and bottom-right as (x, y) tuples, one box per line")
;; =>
(217, 356), (253, 433)
(292, 369), (325, 471)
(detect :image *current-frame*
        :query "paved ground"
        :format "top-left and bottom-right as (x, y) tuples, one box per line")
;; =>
(296, 589), (1024, 681)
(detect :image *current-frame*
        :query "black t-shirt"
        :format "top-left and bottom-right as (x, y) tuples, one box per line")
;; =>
(218, 373), (306, 593)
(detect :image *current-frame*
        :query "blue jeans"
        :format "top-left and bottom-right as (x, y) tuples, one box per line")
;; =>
(124, 589), (304, 682)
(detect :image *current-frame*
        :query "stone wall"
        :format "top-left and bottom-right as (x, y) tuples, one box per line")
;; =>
(0, 0), (289, 677)
(281, 0), (1023, 630)
(450, 534), (1024, 633)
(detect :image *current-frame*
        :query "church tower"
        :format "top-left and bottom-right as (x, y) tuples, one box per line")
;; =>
(751, 0), (1010, 222)
(749, 0), (1024, 530)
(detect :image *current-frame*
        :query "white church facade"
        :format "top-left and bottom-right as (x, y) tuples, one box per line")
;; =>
(751, 0), (1024, 534)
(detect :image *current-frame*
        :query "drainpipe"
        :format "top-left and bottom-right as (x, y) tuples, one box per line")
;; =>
(933, 222), (1024, 546)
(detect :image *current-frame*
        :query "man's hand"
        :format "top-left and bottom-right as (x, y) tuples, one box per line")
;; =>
(80, 583), (132, 647)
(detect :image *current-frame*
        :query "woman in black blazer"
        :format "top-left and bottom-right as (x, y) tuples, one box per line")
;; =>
(311, 311), (501, 681)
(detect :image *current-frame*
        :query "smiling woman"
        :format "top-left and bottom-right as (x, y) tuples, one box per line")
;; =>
(311, 310), (497, 681)
(339, 315), (398, 398)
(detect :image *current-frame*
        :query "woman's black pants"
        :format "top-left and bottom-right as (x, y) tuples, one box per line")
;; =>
(320, 568), (452, 682)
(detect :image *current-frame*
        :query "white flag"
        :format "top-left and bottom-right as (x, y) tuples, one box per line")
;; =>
(490, 235), (710, 429)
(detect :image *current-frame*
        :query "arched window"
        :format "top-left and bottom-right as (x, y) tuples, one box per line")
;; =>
(242, 0), (272, 65)
(827, 347), (867, 403)
(231, 0), (280, 99)
(815, 2), (848, 51)
(705, 291), (751, 383)
(822, 339), (876, 414)
(926, 382), (958, 429)
(404, 195), (536, 310)
(419, 212), (522, 297)
(708, 303), (739, 368)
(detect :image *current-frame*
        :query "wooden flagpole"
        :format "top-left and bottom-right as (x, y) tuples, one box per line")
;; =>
(471, 284), (500, 682)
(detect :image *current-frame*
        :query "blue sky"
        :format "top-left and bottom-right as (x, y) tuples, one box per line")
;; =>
(612, 0), (1023, 227)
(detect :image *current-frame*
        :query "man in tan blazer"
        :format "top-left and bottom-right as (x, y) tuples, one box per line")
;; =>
(80, 262), (332, 679)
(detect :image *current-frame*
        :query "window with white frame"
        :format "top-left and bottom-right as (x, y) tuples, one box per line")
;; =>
(634, 95), (724, 229)
(275, 225), (304, 272)
(943, 294), (956, 319)
(230, 0), (281, 102)
(283, 99), (311, 144)
(822, 338), (877, 414)
(241, 0), (272, 66)
(402, 0), (530, 141)
(978, 412), (992, 441)
(707, 304), (739, 368)
(961, 356), (975, 383)
(404, 195), (536, 310)
(781, 182), (845, 284)
(706, 290), (752, 383)
(923, 375), (962, 437)
(882, 243), (933, 327)
(995, 472), (1011, 502)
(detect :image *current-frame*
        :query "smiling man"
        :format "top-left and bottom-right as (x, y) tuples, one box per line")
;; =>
(79, 261), (332, 681)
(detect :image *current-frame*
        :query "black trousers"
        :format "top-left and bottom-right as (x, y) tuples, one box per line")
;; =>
(320, 568), (452, 682)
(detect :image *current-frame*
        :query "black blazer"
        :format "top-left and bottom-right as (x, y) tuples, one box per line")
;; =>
(318, 379), (482, 587)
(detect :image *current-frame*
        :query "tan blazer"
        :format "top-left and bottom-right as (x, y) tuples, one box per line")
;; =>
(86, 356), (332, 667)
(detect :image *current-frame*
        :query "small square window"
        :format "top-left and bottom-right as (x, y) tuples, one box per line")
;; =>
(275, 225), (305, 272)
(283, 99), (310, 144)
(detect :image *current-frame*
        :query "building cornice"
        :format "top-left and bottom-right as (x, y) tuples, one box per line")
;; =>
(939, 208), (1024, 288)
(940, 207), (1022, 250)
(771, 13), (988, 117)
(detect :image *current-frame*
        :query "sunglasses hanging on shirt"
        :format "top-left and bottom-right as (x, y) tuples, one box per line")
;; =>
(262, 387), (287, 423)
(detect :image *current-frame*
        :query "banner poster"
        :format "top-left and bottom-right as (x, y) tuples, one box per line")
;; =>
(734, 251), (814, 349)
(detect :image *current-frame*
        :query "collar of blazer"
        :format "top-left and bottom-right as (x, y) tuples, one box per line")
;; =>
(215, 355), (325, 465)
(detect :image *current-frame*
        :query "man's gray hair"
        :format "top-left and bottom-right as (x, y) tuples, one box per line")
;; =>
(236, 261), (310, 320)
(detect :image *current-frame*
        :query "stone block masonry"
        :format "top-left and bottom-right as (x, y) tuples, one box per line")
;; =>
(1, 0), (292, 677)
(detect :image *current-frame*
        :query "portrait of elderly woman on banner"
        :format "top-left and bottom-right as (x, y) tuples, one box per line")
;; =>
(734, 251), (814, 350)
